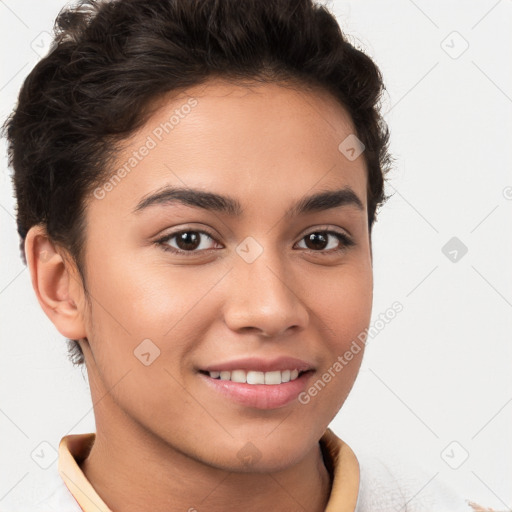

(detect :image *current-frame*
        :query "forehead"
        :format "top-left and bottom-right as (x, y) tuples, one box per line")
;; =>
(88, 79), (367, 219)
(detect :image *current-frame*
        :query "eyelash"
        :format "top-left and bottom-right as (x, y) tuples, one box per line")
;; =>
(154, 227), (355, 256)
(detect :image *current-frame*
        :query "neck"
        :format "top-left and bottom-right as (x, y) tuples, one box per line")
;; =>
(80, 376), (332, 512)
(81, 420), (332, 512)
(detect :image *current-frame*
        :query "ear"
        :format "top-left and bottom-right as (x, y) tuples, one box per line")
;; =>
(24, 225), (87, 340)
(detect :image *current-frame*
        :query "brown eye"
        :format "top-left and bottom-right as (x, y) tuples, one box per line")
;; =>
(156, 230), (219, 254)
(175, 231), (201, 251)
(296, 230), (354, 254)
(303, 232), (329, 251)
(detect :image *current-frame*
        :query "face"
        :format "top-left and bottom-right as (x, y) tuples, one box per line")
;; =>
(78, 79), (373, 472)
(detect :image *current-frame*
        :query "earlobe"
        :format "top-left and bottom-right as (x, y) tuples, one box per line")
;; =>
(24, 225), (87, 340)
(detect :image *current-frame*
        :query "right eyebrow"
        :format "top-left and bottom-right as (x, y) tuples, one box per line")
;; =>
(132, 186), (242, 216)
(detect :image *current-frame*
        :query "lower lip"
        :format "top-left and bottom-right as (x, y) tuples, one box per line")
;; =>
(199, 371), (314, 410)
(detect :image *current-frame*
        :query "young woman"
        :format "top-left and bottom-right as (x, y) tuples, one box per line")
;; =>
(4, 0), (488, 510)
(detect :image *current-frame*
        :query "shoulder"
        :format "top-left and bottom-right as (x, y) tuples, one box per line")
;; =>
(354, 449), (473, 512)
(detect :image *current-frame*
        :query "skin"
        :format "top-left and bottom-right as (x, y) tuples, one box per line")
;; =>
(25, 78), (373, 512)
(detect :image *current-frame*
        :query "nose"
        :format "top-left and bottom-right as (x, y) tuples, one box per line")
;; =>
(222, 249), (309, 338)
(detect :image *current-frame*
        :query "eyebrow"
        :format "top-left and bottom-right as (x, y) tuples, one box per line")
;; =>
(132, 185), (364, 217)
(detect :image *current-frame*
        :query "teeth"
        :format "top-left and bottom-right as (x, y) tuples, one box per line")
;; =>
(264, 370), (282, 385)
(246, 371), (265, 385)
(231, 369), (246, 383)
(207, 369), (303, 385)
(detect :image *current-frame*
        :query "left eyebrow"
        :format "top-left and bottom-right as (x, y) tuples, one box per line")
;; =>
(284, 187), (364, 219)
(132, 185), (364, 217)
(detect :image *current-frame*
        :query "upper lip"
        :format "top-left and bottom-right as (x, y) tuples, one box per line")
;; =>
(200, 356), (315, 373)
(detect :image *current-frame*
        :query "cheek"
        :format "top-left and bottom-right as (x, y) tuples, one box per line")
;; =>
(82, 258), (202, 437)
(297, 264), (372, 413)
(306, 261), (373, 349)
(86, 250), (213, 345)
(82, 253), (227, 404)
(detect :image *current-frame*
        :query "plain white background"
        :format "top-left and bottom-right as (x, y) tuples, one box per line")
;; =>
(1, 0), (511, 509)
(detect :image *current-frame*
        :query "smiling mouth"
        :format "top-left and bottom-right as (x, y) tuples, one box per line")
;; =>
(198, 369), (310, 385)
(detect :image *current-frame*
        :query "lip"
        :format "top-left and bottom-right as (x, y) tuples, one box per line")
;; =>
(198, 369), (314, 409)
(199, 356), (315, 373)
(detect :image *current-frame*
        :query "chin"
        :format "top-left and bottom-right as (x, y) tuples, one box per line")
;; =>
(203, 430), (318, 474)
